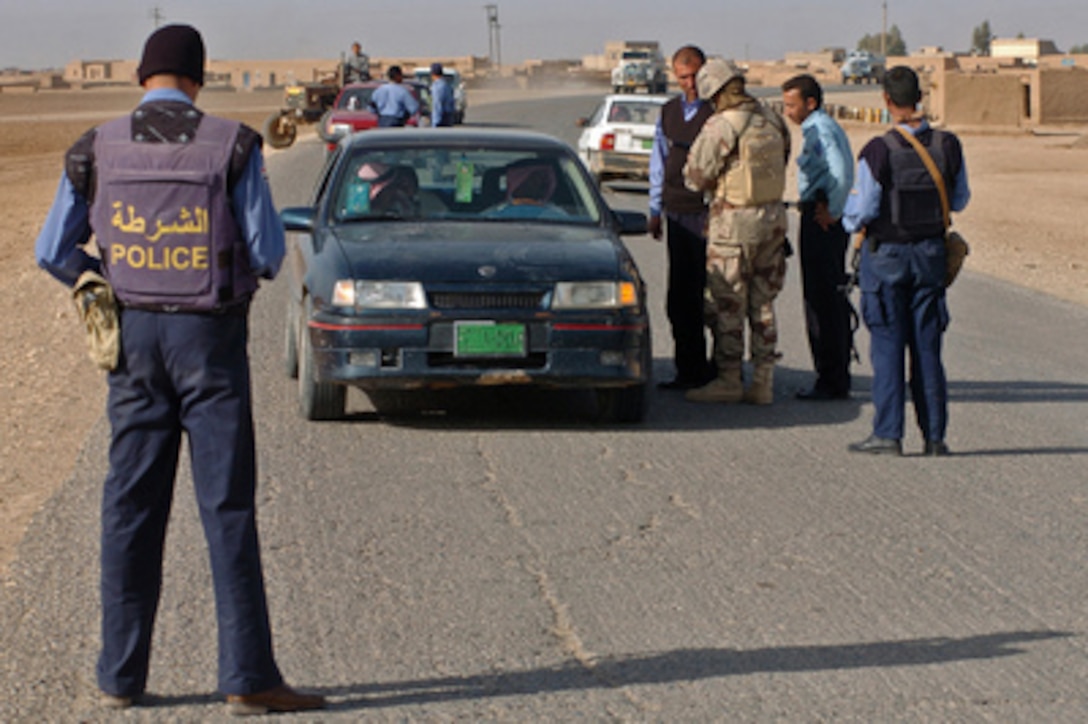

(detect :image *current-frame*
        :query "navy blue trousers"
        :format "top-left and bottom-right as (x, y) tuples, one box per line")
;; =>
(859, 237), (950, 442)
(799, 205), (853, 395)
(98, 307), (282, 697)
(665, 211), (714, 383)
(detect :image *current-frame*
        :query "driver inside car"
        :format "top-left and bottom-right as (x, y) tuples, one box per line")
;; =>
(488, 160), (569, 220)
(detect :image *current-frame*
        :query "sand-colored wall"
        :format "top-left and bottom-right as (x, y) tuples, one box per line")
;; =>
(935, 71), (1026, 127)
(1035, 67), (1088, 124)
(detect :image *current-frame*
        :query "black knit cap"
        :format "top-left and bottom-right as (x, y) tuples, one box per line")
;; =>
(137, 24), (205, 85)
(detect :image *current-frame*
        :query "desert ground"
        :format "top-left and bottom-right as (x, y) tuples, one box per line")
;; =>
(1, 86), (1086, 577)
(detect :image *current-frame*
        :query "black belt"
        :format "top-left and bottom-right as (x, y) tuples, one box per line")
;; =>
(120, 299), (250, 317)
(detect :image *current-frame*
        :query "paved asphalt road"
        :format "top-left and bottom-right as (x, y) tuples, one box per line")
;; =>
(2, 93), (1087, 722)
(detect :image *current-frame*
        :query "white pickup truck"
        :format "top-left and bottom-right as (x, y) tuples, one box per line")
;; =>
(611, 48), (668, 94)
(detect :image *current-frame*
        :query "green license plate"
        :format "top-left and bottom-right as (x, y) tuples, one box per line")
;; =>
(455, 322), (526, 357)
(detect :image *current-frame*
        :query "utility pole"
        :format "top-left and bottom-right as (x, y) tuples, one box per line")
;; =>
(881, 1), (887, 57)
(150, 6), (166, 29)
(484, 4), (501, 74)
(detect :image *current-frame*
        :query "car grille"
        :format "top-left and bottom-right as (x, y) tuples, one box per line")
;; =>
(429, 292), (545, 310)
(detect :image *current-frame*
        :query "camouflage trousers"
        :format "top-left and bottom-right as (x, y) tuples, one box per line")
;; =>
(703, 203), (788, 369)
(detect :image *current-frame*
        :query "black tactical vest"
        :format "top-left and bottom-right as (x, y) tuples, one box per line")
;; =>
(870, 128), (950, 244)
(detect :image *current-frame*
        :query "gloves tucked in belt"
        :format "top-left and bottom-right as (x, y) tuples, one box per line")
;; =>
(72, 270), (119, 371)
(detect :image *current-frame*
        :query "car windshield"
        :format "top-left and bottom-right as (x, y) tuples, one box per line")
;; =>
(337, 87), (375, 111)
(607, 100), (662, 125)
(331, 146), (603, 225)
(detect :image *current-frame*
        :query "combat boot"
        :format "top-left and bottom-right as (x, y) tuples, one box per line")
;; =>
(743, 364), (774, 405)
(685, 366), (743, 403)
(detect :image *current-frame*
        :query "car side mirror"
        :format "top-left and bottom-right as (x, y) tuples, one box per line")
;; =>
(280, 207), (316, 232)
(612, 210), (648, 236)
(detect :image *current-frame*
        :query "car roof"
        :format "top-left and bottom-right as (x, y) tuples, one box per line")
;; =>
(340, 81), (383, 90)
(341, 128), (576, 153)
(602, 94), (674, 104)
(412, 66), (460, 75)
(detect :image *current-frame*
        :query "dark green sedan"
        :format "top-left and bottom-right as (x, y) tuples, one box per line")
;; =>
(281, 128), (651, 422)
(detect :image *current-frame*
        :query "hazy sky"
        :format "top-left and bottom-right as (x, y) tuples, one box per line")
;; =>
(2, 0), (1086, 69)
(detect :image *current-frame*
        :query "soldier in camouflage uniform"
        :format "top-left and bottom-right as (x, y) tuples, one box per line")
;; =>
(683, 59), (791, 404)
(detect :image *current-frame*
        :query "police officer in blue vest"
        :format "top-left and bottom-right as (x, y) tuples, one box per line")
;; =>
(842, 66), (970, 456)
(34, 24), (325, 715)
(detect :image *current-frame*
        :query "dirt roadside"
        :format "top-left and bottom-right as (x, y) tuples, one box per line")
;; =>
(1, 87), (1086, 578)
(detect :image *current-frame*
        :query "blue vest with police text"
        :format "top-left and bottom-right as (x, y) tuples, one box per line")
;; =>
(91, 113), (257, 311)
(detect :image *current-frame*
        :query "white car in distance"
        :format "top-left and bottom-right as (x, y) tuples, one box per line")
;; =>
(577, 94), (670, 188)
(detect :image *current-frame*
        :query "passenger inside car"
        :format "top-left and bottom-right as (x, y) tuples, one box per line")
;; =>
(340, 161), (419, 218)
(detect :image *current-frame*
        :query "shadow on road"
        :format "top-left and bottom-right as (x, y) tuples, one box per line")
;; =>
(307, 630), (1071, 710)
(322, 360), (867, 432)
(947, 379), (1088, 404)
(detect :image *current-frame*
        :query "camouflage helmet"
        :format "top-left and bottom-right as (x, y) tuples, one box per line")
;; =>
(696, 58), (743, 100)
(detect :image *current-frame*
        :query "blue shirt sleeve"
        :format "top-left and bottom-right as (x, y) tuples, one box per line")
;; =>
(232, 145), (285, 280)
(951, 155), (970, 213)
(797, 112), (853, 219)
(401, 85), (420, 117)
(35, 175), (99, 286)
(648, 118), (666, 217)
(841, 157), (881, 234)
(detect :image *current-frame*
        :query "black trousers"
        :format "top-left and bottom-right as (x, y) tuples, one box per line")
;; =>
(799, 204), (853, 394)
(665, 211), (714, 383)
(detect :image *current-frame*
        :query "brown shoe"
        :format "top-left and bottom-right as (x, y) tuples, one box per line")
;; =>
(99, 691), (137, 709)
(226, 684), (326, 716)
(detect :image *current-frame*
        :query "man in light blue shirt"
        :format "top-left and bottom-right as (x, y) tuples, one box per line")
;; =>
(369, 65), (420, 127)
(429, 62), (456, 127)
(782, 74), (855, 400)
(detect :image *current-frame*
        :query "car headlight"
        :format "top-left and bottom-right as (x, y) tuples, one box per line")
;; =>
(332, 280), (427, 309)
(328, 122), (353, 139)
(552, 281), (637, 309)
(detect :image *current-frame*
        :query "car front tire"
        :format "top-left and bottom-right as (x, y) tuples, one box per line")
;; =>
(298, 295), (347, 420)
(284, 295), (299, 379)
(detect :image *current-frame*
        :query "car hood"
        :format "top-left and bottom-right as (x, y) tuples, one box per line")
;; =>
(327, 222), (625, 282)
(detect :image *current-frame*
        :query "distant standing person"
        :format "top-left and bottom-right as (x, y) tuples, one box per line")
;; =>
(683, 58), (791, 405)
(369, 65), (420, 127)
(344, 40), (371, 82)
(33, 24), (325, 715)
(429, 62), (456, 127)
(781, 73), (855, 400)
(648, 45), (716, 389)
(842, 66), (970, 456)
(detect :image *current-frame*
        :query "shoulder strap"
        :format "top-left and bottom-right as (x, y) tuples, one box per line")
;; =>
(893, 126), (950, 228)
(722, 108), (755, 137)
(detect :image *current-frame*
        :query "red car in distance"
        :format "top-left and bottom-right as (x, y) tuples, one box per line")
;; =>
(320, 81), (429, 152)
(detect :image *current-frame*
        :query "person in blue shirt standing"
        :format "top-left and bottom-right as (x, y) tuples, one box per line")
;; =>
(369, 65), (420, 127)
(648, 45), (716, 389)
(34, 24), (324, 715)
(842, 66), (970, 456)
(782, 74), (855, 400)
(429, 62), (456, 127)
